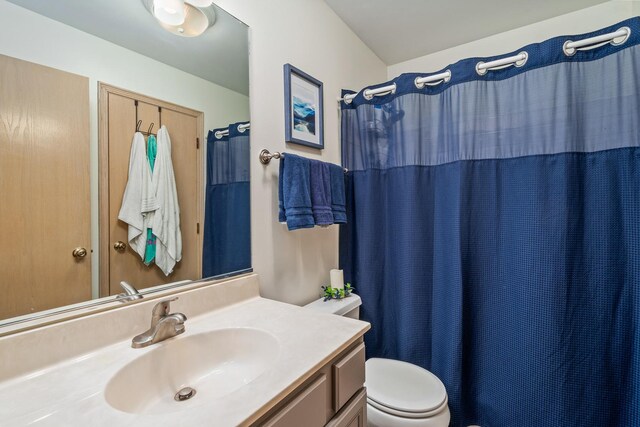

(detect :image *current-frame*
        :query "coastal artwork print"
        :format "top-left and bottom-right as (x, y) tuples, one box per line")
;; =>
(284, 64), (324, 149)
(292, 91), (316, 135)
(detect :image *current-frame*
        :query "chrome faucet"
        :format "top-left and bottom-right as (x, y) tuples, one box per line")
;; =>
(131, 297), (187, 348)
(116, 281), (143, 303)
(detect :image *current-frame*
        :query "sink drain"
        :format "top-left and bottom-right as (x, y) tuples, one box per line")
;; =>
(174, 386), (197, 402)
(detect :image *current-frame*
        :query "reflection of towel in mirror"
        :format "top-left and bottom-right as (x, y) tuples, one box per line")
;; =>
(118, 132), (159, 260)
(149, 126), (182, 276)
(144, 135), (158, 265)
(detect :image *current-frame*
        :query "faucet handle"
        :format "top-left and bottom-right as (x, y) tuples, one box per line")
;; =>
(119, 281), (139, 296)
(151, 297), (179, 324)
(115, 281), (143, 303)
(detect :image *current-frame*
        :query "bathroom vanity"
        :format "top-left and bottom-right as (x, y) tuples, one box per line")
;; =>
(256, 341), (367, 427)
(0, 274), (369, 426)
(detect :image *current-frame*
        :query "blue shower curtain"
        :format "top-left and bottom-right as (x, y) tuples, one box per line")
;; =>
(202, 122), (251, 278)
(340, 18), (640, 427)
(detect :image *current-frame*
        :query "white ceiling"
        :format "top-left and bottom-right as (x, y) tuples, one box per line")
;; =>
(6, 0), (249, 95)
(324, 0), (610, 65)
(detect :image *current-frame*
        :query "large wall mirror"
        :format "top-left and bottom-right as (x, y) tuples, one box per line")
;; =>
(0, 0), (251, 327)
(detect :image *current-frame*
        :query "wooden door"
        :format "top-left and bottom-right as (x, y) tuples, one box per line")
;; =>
(99, 84), (203, 296)
(0, 55), (91, 319)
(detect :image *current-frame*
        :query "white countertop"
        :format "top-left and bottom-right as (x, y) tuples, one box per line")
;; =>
(0, 296), (369, 427)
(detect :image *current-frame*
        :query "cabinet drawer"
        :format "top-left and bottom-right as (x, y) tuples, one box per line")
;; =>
(262, 374), (327, 427)
(326, 387), (367, 427)
(332, 342), (365, 411)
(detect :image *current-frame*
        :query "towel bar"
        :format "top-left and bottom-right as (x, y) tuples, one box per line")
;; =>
(259, 149), (348, 172)
(259, 149), (283, 164)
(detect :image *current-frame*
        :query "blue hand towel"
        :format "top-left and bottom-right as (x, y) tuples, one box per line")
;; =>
(309, 160), (333, 226)
(278, 154), (315, 230)
(329, 164), (347, 224)
(278, 159), (286, 223)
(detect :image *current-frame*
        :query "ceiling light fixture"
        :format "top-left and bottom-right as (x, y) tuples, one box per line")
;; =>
(185, 0), (214, 7)
(144, 0), (216, 38)
(153, 0), (186, 26)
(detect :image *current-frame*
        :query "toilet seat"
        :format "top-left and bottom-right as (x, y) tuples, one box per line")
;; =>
(367, 394), (448, 419)
(365, 358), (448, 419)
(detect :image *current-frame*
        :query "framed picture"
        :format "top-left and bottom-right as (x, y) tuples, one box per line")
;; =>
(284, 64), (324, 149)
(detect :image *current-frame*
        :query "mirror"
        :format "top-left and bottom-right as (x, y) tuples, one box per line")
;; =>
(0, 0), (251, 326)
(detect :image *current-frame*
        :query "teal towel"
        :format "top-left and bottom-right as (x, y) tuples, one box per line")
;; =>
(144, 135), (157, 265)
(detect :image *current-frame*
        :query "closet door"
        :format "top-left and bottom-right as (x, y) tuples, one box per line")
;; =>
(102, 87), (202, 296)
(0, 54), (91, 319)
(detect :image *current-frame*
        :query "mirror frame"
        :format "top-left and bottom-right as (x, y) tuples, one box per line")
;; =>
(0, 267), (253, 335)
(0, 80), (252, 334)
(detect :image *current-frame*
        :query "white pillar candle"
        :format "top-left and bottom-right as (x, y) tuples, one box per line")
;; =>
(330, 269), (344, 290)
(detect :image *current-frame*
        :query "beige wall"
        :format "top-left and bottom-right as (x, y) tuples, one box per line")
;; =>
(388, 0), (638, 77)
(214, 0), (387, 305)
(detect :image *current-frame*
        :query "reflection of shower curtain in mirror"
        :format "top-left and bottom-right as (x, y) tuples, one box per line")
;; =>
(202, 123), (251, 277)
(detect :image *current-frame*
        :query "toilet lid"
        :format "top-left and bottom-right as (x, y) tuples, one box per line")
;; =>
(365, 358), (447, 414)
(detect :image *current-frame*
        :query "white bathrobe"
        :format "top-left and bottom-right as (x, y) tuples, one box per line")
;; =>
(117, 132), (159, 260)
(150, 126), (182, 276)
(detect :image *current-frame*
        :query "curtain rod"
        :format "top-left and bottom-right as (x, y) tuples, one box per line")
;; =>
(214, 122), (250, 139)
(339, 26), (631, 104)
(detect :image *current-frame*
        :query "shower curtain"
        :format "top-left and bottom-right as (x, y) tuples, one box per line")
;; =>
(340, 18), (640, 427)
(202, 122), (251, 277)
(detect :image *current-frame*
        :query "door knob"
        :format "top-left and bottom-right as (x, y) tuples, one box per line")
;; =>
(114, 241), (127, 252)
(72, 247), (87, 258)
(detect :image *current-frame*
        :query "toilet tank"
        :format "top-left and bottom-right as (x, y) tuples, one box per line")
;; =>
(304, 294), (362, 319)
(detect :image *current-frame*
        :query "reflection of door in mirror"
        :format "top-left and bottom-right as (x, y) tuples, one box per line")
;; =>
(0, 55), (91, 319)
(99, 84), (203, 296)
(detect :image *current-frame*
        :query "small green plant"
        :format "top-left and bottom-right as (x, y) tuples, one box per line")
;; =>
(321, 283), (354, 301)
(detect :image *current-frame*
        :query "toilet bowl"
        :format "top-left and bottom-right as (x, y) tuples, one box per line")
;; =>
(305, 295), (451, 427)
(366, 357), (450, 427)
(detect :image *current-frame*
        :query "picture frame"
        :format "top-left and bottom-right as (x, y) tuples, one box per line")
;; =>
(283, 64), (324, 149)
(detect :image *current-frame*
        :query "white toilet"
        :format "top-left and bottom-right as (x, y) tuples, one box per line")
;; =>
(305, 295), (451, 427)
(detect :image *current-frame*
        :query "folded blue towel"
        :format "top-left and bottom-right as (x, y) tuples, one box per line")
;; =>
(278, 159), (286, 223)
(309, 160), (333, 226)
(329, 164), (347, 224)
(278, 154), (314, 230)
(278, 153), (347, 230)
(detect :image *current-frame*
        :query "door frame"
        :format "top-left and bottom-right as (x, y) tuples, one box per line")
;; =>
(98, 83), (204, 298)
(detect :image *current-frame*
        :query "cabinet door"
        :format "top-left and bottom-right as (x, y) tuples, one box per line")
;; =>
(333, 343), (365, 411)
(326, 388), (367, 427)
(261, 374), (327, 427)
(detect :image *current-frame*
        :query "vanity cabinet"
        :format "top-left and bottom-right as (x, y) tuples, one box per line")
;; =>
(254, 339), (366, 427)
(327, 388), (367, 427)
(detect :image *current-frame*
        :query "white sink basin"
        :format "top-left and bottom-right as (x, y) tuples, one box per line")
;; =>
(104, 328), (279, 414)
